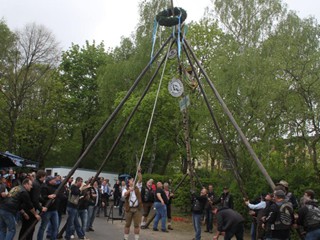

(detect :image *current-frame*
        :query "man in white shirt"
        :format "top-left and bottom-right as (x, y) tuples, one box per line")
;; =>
(100, 179), (110, 217)
(245, 194), (267, 240)
(123, 170), (142, 240)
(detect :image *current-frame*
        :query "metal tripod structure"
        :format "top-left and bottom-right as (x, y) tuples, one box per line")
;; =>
(21, 12), (276, 240)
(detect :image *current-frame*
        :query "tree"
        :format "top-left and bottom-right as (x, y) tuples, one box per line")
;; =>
(0, 20), (16, 150)
(262, 13), (320, 180)
(0, 22), (60, 152)
(212, 0), (286, 47)
(58, 41), (110, 159)
(15, 71), (67, 167)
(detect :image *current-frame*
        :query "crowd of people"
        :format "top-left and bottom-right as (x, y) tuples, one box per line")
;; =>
(121, 169), (175, 240)
(190, 180), (320, 240)
(0, 168), (122, 240)
(1, 167), (320, 240)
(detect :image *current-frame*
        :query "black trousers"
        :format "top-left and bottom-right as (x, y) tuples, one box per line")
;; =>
(224, 222), (244, 240)
(19, 214), (36, 240)
(101, 194), (109, 216)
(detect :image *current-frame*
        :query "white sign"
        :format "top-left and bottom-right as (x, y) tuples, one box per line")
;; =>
(168, 78), (184, 97)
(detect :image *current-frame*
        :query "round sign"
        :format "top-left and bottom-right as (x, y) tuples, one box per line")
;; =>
(168, 49), (177, 59)
(168, 78), (184, 97)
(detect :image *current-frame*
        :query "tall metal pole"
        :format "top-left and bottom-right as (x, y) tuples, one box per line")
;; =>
(184, 39), (275, 190)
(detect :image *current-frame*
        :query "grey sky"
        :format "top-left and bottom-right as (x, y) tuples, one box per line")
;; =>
(0, 0), (319, 50)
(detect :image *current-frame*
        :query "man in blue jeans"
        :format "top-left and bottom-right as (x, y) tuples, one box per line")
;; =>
(37, 175), (59, 240)
(153, 182), (168, 232)
(0, 178), (41, 240)
(86, 180), (103, 232)
(205, 184), (216, 233)
(64, 177), (90, 240)
(191, 188), (208, 240)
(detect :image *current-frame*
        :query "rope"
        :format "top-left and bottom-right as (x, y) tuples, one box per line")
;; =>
(150, 18), (158, 62)
(134, 40), (173, 182)
(182, 24), (188, 44)
(177, 8), (182, 58)
(150, 0), (162, 63)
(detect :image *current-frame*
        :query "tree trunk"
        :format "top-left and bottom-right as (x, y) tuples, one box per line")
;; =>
(181, 155), (188, 174)
(7, 106), (19, 152)
(309, 140), (320, 181)
(147, 136), (157, 174)
(160, 151), (172, 174)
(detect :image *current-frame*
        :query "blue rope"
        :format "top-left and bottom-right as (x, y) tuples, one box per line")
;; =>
(150, 18), (158, 63)
(177, 13), (181, 58)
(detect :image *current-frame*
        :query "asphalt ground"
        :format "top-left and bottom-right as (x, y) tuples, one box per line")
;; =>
(14, 207), (173, 240)
(14, 206), (249, 240)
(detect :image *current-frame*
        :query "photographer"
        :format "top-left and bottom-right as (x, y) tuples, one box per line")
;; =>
(191, 188), (208, 240)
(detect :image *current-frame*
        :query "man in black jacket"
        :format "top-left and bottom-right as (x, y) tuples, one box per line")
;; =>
(140, 179), (154, 229)
(19, 169), (47, 240)
(264, 190), (294, 240)
(65, 177), (90, 240)
(37, 175), (58, 240)
(0, 178), (41, 240)
(205, 184), (216, 233)
(296, 189), (320, 239)
(212, 206), (245, 240)
(219, 186), (234, 209)
(191, 188), (208, 240)
(86, 180), (103, 232)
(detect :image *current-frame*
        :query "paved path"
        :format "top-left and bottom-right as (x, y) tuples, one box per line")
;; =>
(14, 207), (249, 240)
(14, 208), (189, 240)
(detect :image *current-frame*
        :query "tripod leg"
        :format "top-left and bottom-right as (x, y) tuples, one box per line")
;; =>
(57, 221), (67, 239)
(144, 211), (156, 228)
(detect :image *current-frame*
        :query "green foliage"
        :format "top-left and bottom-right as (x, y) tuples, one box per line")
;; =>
(57, 41), (111, 163)
(0, 22), (60, 166)
(213, 0), (286, 46)
(2, 0), (320, 214)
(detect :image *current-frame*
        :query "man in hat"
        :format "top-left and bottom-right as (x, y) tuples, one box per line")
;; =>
(276, 180), (299, 209)
(219, 186), (234, 209)
(264, 190), (294, 240)
(37, 176), (58, 240)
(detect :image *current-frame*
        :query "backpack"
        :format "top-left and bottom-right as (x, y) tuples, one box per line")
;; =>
(8, 185), (21, 198)
(68, 191), (80, 205)
(305, 204), (320, 227)
(273, 201), (294, 230)
(143, 187), (154, 203)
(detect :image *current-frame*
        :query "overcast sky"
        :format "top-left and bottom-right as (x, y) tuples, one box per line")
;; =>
(0, 0), (319, 50)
